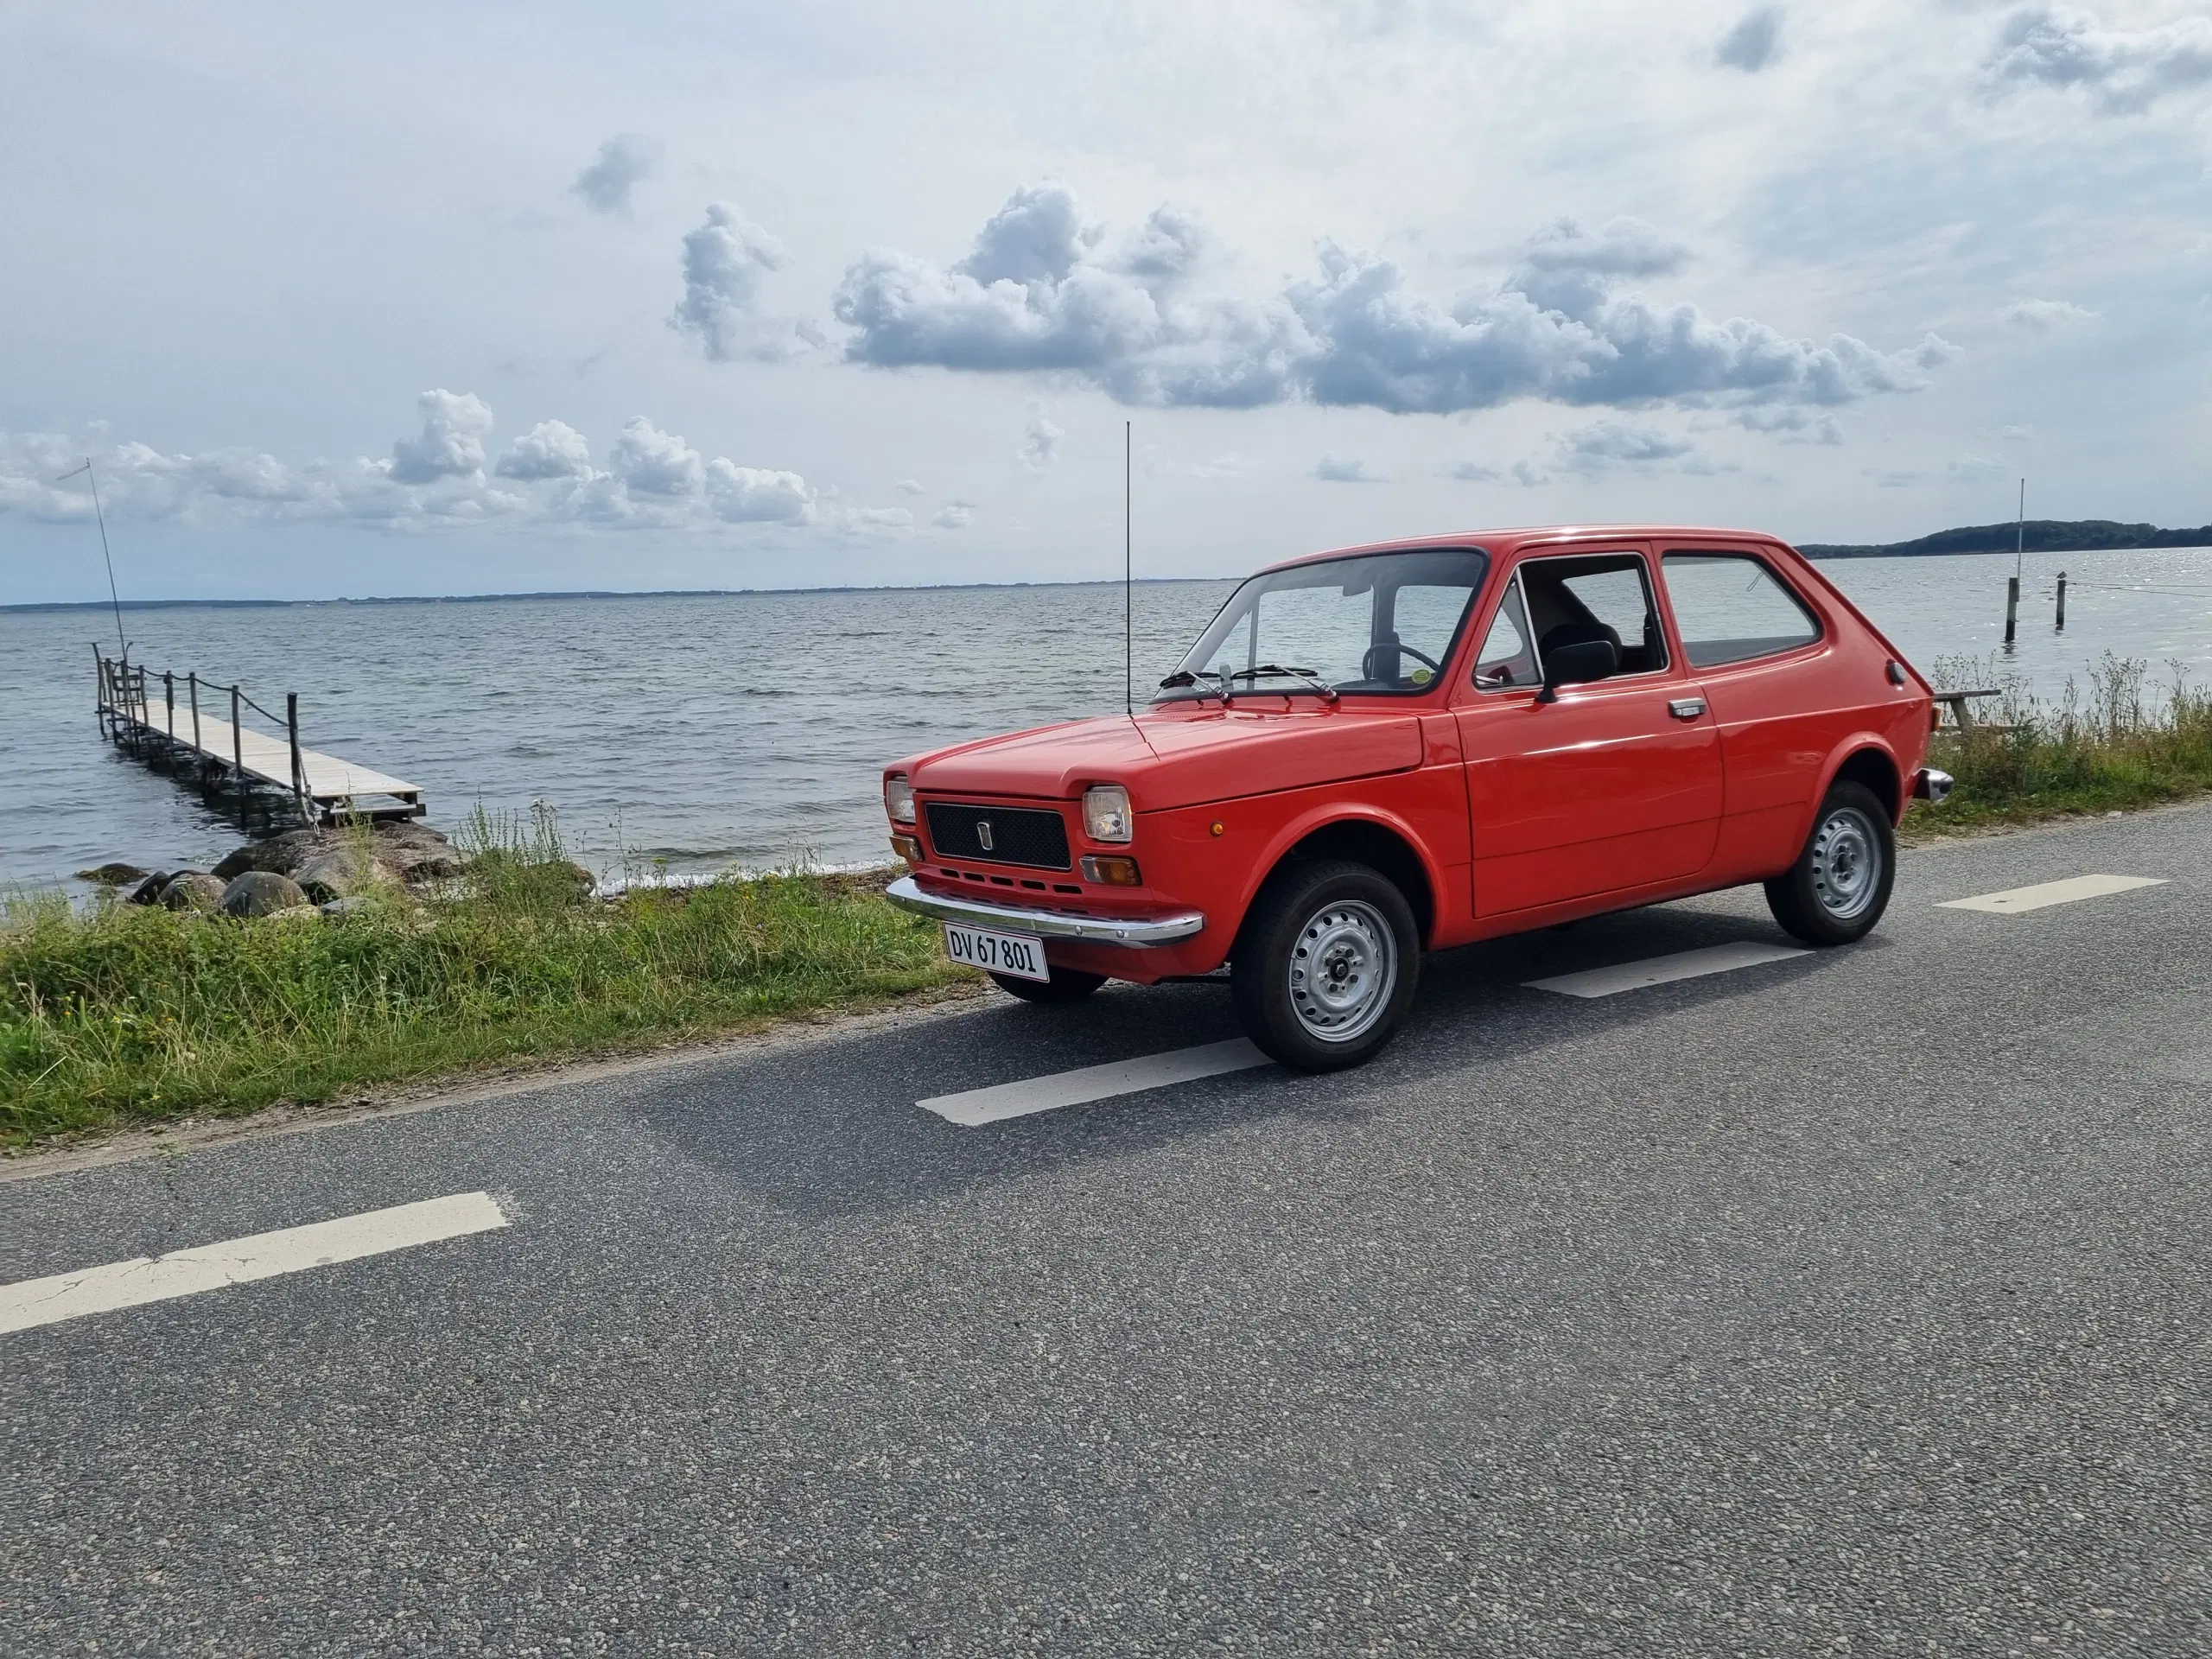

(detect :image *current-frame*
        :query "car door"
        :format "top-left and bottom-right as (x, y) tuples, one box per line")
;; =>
(1656, 547), (1834, 864)
(1452, 545), (1723, 917)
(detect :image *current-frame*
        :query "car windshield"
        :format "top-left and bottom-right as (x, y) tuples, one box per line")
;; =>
(1160, 548), (1490, 701)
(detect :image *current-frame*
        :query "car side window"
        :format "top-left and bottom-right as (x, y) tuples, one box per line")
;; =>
(1472, 575), (1539, 690)
(1662, 553), (1822, 667)
(1518, 553), (1669, 677)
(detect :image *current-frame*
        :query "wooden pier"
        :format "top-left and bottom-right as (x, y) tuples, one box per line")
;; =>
(95, 649), (425, 824)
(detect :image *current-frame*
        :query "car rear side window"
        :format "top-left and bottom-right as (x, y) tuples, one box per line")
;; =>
(1662, 553), (1822, 667)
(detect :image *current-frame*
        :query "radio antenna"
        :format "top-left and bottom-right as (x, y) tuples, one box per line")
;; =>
(56, 458), (125, 656)
(1124, 419), (1133, 717)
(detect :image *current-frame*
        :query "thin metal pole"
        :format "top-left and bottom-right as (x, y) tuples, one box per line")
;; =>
(2016, 478), (2025, 582)
(54, 461), (127, 657)
(1124, 419), (1133, 717)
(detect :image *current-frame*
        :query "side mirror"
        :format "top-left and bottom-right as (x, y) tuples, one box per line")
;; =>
(1535, 638), (1618, 702)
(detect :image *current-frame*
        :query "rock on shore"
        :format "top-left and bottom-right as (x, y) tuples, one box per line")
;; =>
(211, 820), (467, 891)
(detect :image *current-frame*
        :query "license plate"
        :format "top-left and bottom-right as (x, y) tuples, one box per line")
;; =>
(942, 921), (1049, 982)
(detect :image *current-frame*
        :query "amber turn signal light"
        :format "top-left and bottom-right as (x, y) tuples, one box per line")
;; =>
(1080, 854), (1142, 886)
(889, 833), (925, 865)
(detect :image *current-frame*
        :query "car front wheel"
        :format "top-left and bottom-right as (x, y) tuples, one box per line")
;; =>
(1765, 779), (1896, 946)
(1231, 860), (1421, 1071)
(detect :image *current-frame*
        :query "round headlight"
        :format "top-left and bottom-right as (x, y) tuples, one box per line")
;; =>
(885, 775), (916, 824)
(1083, 784), (1133, 843)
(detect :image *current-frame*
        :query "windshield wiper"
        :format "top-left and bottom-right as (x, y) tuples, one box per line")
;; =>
(1229, 664), (1339, 702)
(1156, 668), (1232, 704)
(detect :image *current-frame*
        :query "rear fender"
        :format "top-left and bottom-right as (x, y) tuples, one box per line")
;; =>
(1808, 735), (1907, 835)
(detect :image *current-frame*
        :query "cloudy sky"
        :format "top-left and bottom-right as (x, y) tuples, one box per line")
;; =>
(3, 1), (2209, 601)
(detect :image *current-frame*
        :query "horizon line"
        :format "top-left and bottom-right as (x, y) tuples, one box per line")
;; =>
(0, 575), (1233, 614)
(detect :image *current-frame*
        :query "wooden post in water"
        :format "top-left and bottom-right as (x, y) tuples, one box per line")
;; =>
(287, 691), (308, 823)
(2056, 571), (2067, 631)
(188, 673), (203, 794)
(231, 684), (245, 811)
(92, 645), (105, 737)
(2005, 575), (2019, 646)
(162, 671), (175, 765)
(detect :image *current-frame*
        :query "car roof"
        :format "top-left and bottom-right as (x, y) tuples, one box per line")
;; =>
(1255, 525), (1788, 576)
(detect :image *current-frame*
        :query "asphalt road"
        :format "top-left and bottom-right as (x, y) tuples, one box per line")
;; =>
(6, 804), (2210, 1655)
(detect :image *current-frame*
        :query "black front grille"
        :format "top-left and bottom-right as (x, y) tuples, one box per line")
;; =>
(924, 803), (1071, 870)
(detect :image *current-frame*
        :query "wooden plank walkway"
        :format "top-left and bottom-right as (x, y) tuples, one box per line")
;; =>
(96, 651), (425, 823)
(134, 700), (423, 816)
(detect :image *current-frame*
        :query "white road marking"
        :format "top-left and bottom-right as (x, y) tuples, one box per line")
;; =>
(1937, 874), (2168, 914)
(919, 1038), (1271, 1127)
(0, 1192), (509, 1335)
(1523, 941), (1811, 999)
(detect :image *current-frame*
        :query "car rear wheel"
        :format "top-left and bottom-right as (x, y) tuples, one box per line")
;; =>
(1765, 779), (1896, 946)
(1231, 860), (1421, 1071)
(988, 967), (1106, 1003)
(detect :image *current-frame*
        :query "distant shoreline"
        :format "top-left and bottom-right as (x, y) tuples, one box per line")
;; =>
(1797, 518), (2212, 560)
(7, 521), (2209, 611)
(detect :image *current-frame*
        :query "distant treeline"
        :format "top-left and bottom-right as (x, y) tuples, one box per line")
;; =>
(1801, 519), (2212, 560)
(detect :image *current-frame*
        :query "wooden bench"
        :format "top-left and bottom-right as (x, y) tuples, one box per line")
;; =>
(1931, 687), (2012, 736)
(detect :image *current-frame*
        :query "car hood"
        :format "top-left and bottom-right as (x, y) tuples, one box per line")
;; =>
(904, 706), (1426, 811)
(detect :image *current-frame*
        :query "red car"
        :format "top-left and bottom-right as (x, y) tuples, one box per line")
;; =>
(884, 526), (1948, 1071)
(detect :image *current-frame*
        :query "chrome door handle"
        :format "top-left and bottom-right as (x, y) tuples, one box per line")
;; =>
(1669, 697), (1707, 720)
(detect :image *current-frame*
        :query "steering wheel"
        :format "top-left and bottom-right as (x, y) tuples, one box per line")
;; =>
(1362, 641), (1443, 682)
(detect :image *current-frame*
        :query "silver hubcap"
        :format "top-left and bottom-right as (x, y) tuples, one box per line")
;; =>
(1287, 899), (1396, 1044)
(1810, 805), (1882, 919)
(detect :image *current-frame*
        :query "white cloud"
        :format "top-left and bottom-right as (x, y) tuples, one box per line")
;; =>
(1512, 420), (1711, 482)
(2, 397), (825, 534)
(1447, 461), (1501, 480)
(1948, 454), (2007, 482)
(570, 133), (663, 214)
(705, 458), (813, 523)
(1986, 6), (2212, 114)
(1018, 406), (1065, 470)
(1313, 452), (1388, 482)
(495, 419), (592, 480)
(895, 478), (926, 494)
(1715, 6), (1783, 73)
(669, 202), (816, 363)
(931, 500), (978, 529)
(836, 506), (914, 530)
(2001, 297), (2099, 328)
(388, 390), (493, 484)
(609, 416), (702, 495)
(836, 184), (1955, 418)
(1737, 405), (1842, 444)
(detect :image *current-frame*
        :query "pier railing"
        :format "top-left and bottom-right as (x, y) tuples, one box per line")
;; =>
(93, 647), (321, 823)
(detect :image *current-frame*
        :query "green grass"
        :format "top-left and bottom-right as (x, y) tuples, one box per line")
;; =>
(2, 809), (969, 1149)
(1905, 652), (2212, 838)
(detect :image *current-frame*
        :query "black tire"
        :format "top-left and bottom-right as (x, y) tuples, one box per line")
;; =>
(1230, 860), (1421, 1072)
(1765, 780), (1896, 946)
(989, 967), (1107, 1003)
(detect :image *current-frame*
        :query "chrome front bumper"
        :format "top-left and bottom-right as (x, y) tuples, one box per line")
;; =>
(1913, 766), (1955, 804)
(885, 875), (1205, 946)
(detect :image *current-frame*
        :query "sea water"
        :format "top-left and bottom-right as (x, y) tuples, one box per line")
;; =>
(3, 546), (2209, 892)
